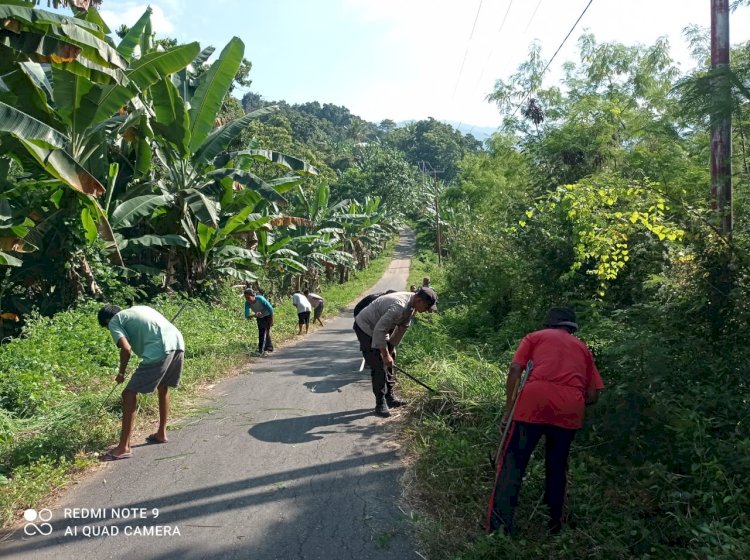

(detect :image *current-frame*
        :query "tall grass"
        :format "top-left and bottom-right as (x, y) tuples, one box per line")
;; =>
(0, 242), (394, 527)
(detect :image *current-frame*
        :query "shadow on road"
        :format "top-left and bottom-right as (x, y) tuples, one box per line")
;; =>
(0, 451), (410, 558)
(248, 408), (374, 443)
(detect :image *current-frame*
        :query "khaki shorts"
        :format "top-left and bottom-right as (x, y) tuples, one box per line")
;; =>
(126, 351), (184, 394)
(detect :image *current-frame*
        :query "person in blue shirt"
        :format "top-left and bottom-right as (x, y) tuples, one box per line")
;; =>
(244, 288), (274, 354)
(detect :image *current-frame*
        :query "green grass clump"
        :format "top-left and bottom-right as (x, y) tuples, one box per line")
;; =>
(0, 242), (394, 527)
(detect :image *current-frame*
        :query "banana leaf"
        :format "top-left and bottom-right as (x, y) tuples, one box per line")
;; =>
(214, 245), (261, 262)
(16, 137), (104, 195)
(122, 234), (189, 250)
(116, 7), (151, 61)
(150, 77), (190, 155)
(0, 250), (22, 266)
(217, 267), (257, 282)
(128, 42), (200, 91)
(234, 149), (319, 175)
(192, 105), (277, 165)
(207, 169), (286, 204)
(0, 100), (68, 148)
(188, 36), (243, 153)
(110, 194), (171, 228)
(51, 67), (93, 129)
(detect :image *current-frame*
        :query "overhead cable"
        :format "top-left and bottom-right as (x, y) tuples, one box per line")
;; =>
(452, 0), (485, 100)
(511, 0), (595, 117)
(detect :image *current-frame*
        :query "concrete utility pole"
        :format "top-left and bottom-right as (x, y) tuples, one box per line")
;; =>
(711, 0), (732, 236)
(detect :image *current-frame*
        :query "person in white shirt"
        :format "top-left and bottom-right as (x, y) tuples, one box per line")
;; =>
(291, 290), (313, 334)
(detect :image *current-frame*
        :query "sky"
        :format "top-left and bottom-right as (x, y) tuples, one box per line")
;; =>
(91, 0), (750, 130)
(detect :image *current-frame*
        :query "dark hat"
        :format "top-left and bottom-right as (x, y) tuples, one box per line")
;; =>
(543, 307), (578, 331)
(416, 286), (438, 312)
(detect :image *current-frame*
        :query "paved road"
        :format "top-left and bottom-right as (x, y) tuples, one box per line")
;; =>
(0, 231), (418, 560)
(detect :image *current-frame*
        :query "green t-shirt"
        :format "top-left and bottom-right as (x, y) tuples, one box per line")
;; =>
(108, 306), (185, 364)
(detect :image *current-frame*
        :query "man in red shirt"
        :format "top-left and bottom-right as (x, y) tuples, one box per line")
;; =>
(487, 307), (604, 534)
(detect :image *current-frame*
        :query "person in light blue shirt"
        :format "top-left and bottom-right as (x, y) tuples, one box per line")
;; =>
(244, 288), (274, 353)
(97, 304), (185, 461)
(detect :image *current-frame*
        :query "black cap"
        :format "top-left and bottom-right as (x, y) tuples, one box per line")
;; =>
(543, 307), (578, 331)
(416, 286), (438, 312)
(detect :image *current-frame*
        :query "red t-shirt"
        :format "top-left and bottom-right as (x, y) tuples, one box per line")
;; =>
(511, 328), (604, 430)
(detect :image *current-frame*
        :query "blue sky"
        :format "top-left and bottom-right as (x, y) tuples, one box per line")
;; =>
(91, 1), (750, 129)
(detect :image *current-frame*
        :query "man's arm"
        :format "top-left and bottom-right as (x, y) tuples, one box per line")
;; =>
(372, 307), (403, 351)
(388, 323), (410, 348)
(115, 337), (132, 383)
(585, 350), (604, 405)
(585, 388), (601, 405)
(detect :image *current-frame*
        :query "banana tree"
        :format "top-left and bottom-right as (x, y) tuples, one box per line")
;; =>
(102, 34), (317, 292)
(0, 1), (132, 197)
(330, 196), (397, 275)
(289, 233), (354, 291)
(254, 229), (308, 297)
(0, 4), (205, 271)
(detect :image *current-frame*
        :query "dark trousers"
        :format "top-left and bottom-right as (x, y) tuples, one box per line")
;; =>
(353, 322), (395, 400)
(488, 421), (576, 533)
(256, 315), (273, 353)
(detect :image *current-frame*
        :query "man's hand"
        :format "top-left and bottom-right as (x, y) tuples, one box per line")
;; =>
(115, 373), (125, 384)
(500, 409), (510, 427)
(381, 349), (394, 369)
(255, 311), (262, 318)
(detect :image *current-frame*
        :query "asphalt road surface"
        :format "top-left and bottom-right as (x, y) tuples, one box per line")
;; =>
(0, 231), (419, 560)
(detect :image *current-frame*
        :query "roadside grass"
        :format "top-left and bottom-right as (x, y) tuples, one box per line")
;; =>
(398, 251), (750, 559)
(0, 242), (394, 528)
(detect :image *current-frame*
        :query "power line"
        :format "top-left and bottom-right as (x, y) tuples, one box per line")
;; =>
(459, 0), (514, 133)
(474, 0), (515, 91)
(451, 0), (485, 100)
(523, 0), (543, 34)
(511, 0), (595, 118)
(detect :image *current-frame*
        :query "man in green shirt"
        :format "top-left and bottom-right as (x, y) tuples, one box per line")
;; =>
(97, 305), (185, 461)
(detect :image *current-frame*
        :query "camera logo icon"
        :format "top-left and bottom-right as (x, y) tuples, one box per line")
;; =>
(23, 508), (53, 536)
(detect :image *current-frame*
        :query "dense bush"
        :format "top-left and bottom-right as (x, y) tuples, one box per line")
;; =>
(399, 256), (750, 558)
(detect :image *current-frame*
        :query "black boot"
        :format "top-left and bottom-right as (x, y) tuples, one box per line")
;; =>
(375, 398), (391, 417)
(386, 394), (407, 408)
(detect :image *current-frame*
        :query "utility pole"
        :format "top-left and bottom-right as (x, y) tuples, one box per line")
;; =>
(419, 162), (445, 264)
(711, 0), (732, 236)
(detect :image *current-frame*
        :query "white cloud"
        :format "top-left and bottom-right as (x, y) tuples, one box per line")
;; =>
(100, 2), (177, 36)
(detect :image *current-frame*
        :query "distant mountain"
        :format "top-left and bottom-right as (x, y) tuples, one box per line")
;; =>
(443, 120), (498, 141)
(397, 120), (498, 142)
